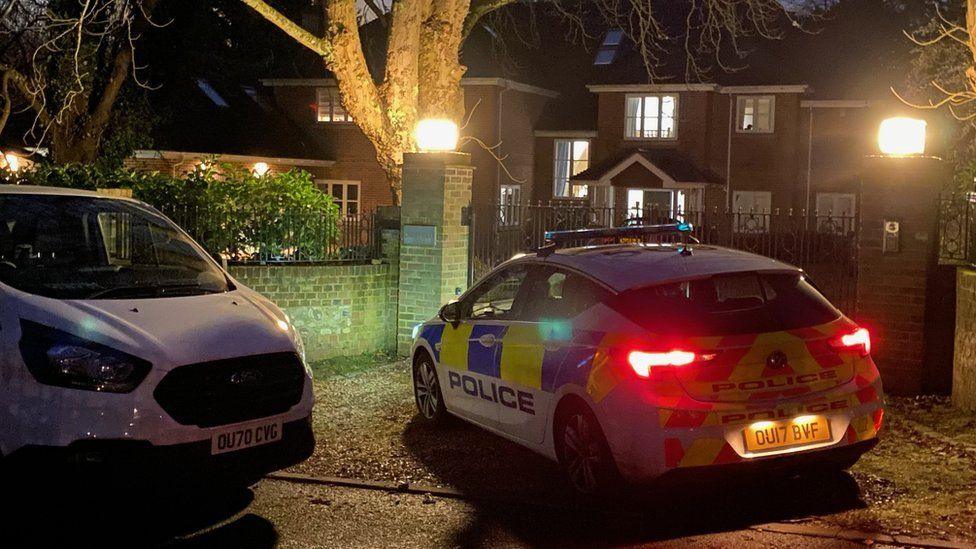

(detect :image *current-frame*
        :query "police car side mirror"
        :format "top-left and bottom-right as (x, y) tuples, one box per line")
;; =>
(439, 302), (461, 327)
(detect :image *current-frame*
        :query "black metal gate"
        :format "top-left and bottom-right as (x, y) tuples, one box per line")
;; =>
(470, 202), (860, 314)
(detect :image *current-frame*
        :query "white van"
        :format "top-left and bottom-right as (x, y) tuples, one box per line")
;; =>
(0, 186), (314, 485)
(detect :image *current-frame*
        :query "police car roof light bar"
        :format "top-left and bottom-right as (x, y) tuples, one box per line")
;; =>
(538, 222), (695, 256)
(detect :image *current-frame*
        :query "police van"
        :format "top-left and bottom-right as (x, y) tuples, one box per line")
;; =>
(0, 186), (314, 486)
(411, 224), (883, 494)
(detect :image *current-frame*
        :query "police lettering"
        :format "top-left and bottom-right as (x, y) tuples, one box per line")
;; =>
(448, 371), (535, 415)
(720, 399), (848, 424)
(711, 370), (838, 393)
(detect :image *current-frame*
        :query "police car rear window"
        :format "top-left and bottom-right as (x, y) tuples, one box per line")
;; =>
(611, 273), (840, 336)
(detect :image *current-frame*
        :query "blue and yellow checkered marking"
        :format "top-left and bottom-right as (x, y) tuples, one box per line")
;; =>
(416, 321), (613, 397)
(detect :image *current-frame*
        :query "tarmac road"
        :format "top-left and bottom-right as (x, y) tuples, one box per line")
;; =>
(0, 471), (947, 548)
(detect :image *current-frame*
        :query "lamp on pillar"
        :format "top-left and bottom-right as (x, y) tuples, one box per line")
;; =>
(397, 118), (471, 356)
(857, 115), (953, 396)
(415, 119), (459, 153)
(878, 117), (926, 157)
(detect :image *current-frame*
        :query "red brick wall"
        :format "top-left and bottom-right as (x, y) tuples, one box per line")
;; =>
(269, 82), (551, 213)
(855, 156), (949, 395)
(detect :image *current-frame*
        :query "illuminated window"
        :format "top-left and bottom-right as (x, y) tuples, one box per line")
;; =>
(553, 139), (589, 198)
(625, 95), (677, 139)
(732, 191), (771, 233)
(736, 96), (775, 133)
(320, 180), (360, 215)
(815, 192), (856, 234)
(316, 88), (350, 123)
(499, 184), (522, 226)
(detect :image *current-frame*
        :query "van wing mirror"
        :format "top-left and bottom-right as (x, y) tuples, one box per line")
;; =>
(439, 302), (461, 327)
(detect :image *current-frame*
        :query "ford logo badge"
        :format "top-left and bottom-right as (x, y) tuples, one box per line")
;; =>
(229, 369), (263, 386)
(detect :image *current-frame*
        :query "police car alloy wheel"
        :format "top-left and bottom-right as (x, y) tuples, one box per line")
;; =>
(414, 353), (446, 421)
(556, 404), (617, 495)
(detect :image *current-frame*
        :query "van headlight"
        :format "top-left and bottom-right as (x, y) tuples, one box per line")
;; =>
(18, 320), (151, 393)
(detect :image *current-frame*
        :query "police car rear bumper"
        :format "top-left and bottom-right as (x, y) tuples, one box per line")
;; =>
(651, 438), (878, 486)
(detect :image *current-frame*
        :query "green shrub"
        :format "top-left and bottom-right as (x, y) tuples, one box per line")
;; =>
(0, 161), (341, 261)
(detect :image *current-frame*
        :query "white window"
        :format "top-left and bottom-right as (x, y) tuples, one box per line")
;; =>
(320, 180), (360, 216)
(736, 96), (775, 133)
(316, 88), (350, 123)
(553, 139), (590, 198)
(732, 191), (772, 233)
(625, 95), (677, 139)
(499, 184), (522, 226)
(816, 192), (857, 234)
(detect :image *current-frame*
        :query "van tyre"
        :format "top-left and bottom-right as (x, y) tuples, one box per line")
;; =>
(413, 352), (448, 423)
(555, 401), (620, 496)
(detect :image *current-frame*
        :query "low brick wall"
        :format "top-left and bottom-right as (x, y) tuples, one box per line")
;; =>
(229, 263), (396, 362)
(954, 267), (976, 411)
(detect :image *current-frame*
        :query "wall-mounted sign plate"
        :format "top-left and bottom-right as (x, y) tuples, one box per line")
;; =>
(403, 225), (437, 247)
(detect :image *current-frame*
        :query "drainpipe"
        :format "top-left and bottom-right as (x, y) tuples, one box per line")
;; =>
(726, 95), (734, 211)
(805, 107), (814, 229)
(496, 85), (511, 197)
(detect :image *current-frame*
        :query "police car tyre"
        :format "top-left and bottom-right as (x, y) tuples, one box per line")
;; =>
(555, 401), (620, 496)
(413, 352), (448, 422)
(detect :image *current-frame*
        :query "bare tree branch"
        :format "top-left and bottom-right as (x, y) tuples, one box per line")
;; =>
(239, 0), (332, 59)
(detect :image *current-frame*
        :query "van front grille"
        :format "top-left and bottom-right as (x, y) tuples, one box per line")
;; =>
(153, 352), (305, 428)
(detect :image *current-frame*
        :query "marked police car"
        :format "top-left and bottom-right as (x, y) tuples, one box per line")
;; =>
(0, 186), (314, 486)
(410, 224), (884, 494)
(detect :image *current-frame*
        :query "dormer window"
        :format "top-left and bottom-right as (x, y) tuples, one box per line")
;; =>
(736, 96), (775, 133)
(316, 87), (350, 123)
(625, 95), (677, 139)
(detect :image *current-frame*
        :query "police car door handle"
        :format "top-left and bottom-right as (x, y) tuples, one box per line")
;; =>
(477, 334), (497, 348)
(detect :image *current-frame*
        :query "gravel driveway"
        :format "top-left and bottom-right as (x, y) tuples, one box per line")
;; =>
(293, 359), (976, 545)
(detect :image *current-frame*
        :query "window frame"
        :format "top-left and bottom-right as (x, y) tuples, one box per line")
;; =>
(499, 184), (522, 227)
(815, 192), (857, 235)
(461, 265), (532, 321)
(318, 180), (361, 216)
(624, 94), (679, 141)
(315, 87), (352, 124)
(735, 95), (776, 134)
(731, 190), (772, 234)
(552, 138), (591, 199)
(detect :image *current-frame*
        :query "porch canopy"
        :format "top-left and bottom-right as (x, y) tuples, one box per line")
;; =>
(570, 148), (718, 188)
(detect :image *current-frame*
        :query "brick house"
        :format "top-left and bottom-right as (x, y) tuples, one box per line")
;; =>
(127, 10), (944, 228)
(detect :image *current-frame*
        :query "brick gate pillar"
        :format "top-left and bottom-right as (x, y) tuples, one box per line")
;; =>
(396, 152), (472, 356)
(856, 156), (949, 395)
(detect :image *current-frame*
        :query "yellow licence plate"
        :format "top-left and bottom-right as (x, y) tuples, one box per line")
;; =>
(743, 415), (831, 453)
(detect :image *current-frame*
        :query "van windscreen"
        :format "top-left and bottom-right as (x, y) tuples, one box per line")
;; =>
(610, 272), (841, 336)
(0, 195), (230, 299)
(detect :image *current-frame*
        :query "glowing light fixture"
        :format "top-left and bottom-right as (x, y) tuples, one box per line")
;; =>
(878, 117), (926, 156)
(253, 162), (270, 176)
(415, 119), (458, 152)
(3, 153), (20, 172)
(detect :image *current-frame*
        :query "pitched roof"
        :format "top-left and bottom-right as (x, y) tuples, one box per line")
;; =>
(149, 78), (328, 161)
(571, 149), (721, 185)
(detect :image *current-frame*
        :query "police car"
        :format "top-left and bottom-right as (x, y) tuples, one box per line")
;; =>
(410, 224), (883, 494)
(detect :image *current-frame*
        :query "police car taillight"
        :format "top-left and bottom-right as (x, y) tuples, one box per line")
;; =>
(830, 327), (871, 357)
(627, 350), (715, 378)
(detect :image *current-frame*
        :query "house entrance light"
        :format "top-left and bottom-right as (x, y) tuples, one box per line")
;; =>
(252, 162), (270, 176)
(878, 117), (926, 156)
(1, 152), (20, 172)
(415, 119), (458, 152)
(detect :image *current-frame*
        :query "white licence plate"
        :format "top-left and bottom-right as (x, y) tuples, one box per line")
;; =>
(210, 420), (282, 455)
